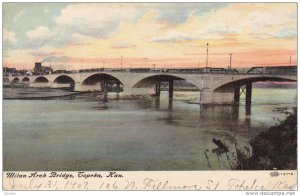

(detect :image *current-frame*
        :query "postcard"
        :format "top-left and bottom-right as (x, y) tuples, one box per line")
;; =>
(2, 2), (297, 192)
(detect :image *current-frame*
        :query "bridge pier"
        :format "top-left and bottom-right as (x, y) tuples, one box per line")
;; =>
(234, 87), (240, 104)
(74, 82), (101, 91)
(100, 81), (108, 101)
(200, 91), (235, 105)
(169, 80), (173, 99)
(122, 87), (154, 96)
(245, 83), (252, 105)
(155, 81), (161, 97)
(101, 81), (107, 93)
(116, 82), (121, 93)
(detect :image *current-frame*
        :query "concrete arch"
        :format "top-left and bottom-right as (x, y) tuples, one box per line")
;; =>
(12, 77), (20, 83)
(132, 74), (201, 89)
(81, 73), (124, 85)
(213, 76), (297, 93)
(22, 77), (30, 82)
(34, 76), (49, 83)
(53, 75), (75, 84)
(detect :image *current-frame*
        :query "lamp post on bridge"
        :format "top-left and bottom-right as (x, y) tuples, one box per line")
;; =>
(143, 58), (147, 68)
(229, 53), (233, 70)
(206, 43), (209, 68)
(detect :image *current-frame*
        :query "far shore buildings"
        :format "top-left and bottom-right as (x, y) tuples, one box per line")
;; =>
(3, 62), (53, 78)
(33, 62), (52, 75)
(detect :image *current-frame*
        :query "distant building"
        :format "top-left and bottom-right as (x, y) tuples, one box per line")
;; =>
(33, 62), (52, 74)
(3, 67), (16, 76)
(52, 70), (72, 74)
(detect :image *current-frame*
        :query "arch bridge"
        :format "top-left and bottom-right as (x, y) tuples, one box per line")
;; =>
(6, 66), (297, 105)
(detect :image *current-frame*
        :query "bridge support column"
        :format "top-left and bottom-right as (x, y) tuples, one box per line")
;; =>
(70, 82), (75, 91)
(74, 83), (101, 92)
(101, 81), (107, 93)
(122, 87), (154, 96)
(116, 82), (121, 93)
(169, 80), (173, 99)
(101, 81), (108, 101)
(234, 87), (240, 104)
(155, 81), (161, 97)
(200, 91), (235, 104)
(246, 83), (252, 105)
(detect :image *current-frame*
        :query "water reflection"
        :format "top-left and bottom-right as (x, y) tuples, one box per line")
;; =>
(245, 104), (252, 128)
(246, 104), (251, 116)
(116, 93), (120, 100)
(168, 99), (173, 111)
(154, 97), (160, 110)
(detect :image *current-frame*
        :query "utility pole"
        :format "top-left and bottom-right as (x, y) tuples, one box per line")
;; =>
(144, 58), (147, 67)
(229, 53), (233, 70)
(120, 56), (123, 69)
(290, 56), (291, 65)
(75, 43), (91, 71)
(206, 43), (209, 68)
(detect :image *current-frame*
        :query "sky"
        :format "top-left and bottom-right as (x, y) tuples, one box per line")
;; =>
(3, 3), (297, 71)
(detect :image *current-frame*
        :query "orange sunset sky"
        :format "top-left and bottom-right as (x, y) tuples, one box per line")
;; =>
(3, 3), (297, 71)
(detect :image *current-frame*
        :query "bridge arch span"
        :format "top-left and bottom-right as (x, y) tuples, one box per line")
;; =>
(12, 77), (20, 83)
(213, 76), (297, 93)
(22, 77), (30, 82)
(81, 73), (124, 85)
(132, 74), (201, 90)
(53, 75), (75, 84)
(75, 73), (124, 92)
(34, 76), (49, 83)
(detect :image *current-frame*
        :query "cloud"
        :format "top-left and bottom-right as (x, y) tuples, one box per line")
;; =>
(19, 3), (144, 49)
(24, 26), (90, 49)
(3, 28), (17, 44)
(41, 56), (70, 63)
(54, 3), (143, 38)
(150, 32), (201, 42)
(13, 9), (25, 22)
(27, 26), (52, 40)
(203, 23), (240, 35)
(153, 3), (229, 25)
(49, 31), (92, 48)
(269, 28), (296, 39)
(28, 50), (63, 58)
(241, 6), (295, 27)
(111, 42), (136, 49)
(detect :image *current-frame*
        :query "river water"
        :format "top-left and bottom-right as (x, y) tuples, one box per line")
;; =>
(3, 87), (297, 171)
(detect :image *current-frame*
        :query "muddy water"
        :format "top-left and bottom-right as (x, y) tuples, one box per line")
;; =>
(3, 88), (297, 170)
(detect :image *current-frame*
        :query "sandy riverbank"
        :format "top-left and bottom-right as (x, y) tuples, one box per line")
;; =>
(3, 87), (88, 99)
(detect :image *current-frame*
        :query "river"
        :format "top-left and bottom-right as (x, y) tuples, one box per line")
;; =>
(3, 86), (297, 171)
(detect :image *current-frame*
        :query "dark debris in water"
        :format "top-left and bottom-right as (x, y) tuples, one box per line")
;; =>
(92, 106), (110, 110)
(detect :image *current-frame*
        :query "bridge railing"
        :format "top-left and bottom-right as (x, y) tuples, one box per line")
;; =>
(245, 66), (297, 76)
